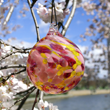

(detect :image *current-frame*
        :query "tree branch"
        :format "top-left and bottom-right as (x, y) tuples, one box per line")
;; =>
(61, 0), (77, 36)
(0, 39), (32, 50)
(58, 0), (70, 30)
(64, 0), (70, 10)
(32, 89), (39, 110)
(0, 64), (26, 70)
(0, 50), (29, 62)
(0, 39), (20, 50)
(2, 5), (14, 26)
(27, 0), (40, 42)
(0, 68), (26, 84)
(16, 86), (35, 96)
(16, 86), (36, 110)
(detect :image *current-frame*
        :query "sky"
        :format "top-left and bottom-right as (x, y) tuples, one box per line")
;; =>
(0, 0), (108, 78)
(1, 0), (94, 47)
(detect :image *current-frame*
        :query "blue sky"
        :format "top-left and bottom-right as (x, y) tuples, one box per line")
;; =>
(1, 0), (95, 47)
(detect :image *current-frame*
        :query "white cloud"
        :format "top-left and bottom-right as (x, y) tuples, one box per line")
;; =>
(39, 20), (50, 35)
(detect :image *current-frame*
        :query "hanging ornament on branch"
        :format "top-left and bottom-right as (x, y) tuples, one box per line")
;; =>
(26, 0), (84, 94)
(26, 24), (85, 94)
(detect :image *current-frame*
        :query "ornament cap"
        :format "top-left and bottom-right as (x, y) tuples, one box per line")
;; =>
(50, 23), (58, 31)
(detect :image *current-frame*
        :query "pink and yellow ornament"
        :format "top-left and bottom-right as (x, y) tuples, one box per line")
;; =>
(26, 25), (85, 94)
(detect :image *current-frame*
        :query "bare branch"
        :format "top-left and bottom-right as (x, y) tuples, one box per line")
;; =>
(0, 50), (29, 62)
(32, 89), (39, 110)
(2, 5), (14, 26)
(27, 0), (40, 42)
(61, 0), (77, 36)
(16, 86), (35, 96)
(0, 64), (26, 70)
(31, 0), (38, 8)
(15, 86), (36, 110)
(0, 39), (21, 50)
(0, 68), (26, 84)
(0, 39), (32, 50)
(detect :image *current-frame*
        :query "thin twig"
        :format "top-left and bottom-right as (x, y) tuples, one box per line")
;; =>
(16, 87), (36, 110)
(0, 64), (26, 70)
(2, 5), (14, 26)
(0, 39), (32, 50)
(31, 0), (38, 8)
(0, 39), (21, 50)
(58, 0), (70, 29)
(16, 86), (35, 96)
(61, 0), (77, 36)
(14, 87), (36, 106)
(27, 0), (40, 42)
(32, 89), (39, 110)
(64, 0), (70, 10)
(54, 3), (57, 25)
(0, 50), (29, 62)
(0, 68), (26, 84)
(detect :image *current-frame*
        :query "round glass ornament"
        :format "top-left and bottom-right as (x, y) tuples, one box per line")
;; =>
(26, 24), (85, 94)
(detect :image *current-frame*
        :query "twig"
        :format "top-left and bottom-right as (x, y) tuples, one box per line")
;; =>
(0, 64), (26, 70)
(0, 39), (20, 50)
(14, 87), (36, 105)
(64, 0), (70, 10)
(27, 0), (40, 42)
(61, 0), (77, 36)
(16, 86), (36, 110)
(31, 0), (38, 8)
(0, 68), (26, 84)
(32, 89), (39, 110)
(58, 0), (70, 30)
(0, 50), (29, 62)
(2, 5), (14, 26)
(16, 86), (35, 96)
(0, 39), (32, 50)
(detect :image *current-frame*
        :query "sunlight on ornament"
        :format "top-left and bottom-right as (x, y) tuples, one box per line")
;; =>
(26, 24), (85, 94)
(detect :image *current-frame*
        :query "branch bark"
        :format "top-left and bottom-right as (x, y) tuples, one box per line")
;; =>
(2, 5), (14, 26)
(16, 86), (35, 96)
(0, 39), (32, 50)
(27, 0), (40, 42)
(16, 86), (36, 110)
(0, 49), (29, 61)
(61, 0), (77, 36)
(32, 89), (39, 110)
(0, 64), (26, 70)
(0, 68), (26, 84)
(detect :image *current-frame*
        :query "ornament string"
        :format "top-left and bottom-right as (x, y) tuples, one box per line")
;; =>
(51, 0), (54, 24)
(51, 0), (57, 26)
(54, 3), (57, 26)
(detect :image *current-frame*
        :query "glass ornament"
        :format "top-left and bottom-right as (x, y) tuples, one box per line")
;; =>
(26, 24), (85, 94)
